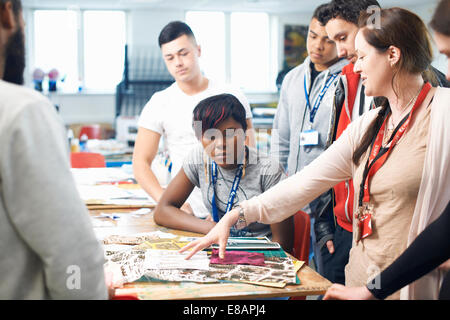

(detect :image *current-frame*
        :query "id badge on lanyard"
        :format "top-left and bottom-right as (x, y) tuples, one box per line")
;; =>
(300, 129), (319, 146)
(301, 73), (338, 147)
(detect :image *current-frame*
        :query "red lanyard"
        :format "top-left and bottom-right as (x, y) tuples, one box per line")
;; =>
(360, 82), (431, 205)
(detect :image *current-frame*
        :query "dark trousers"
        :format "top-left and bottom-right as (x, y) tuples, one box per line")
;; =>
(320, 224), (352, 285)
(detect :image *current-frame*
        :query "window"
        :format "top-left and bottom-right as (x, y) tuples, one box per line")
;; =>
(230, 12), (272, 92)
(186, 11), (226, 84)
(83, 11), (126, 91)
(186, 11), (278, 93)
(33, 10), (79, 90)
(32, 10), (126, 92)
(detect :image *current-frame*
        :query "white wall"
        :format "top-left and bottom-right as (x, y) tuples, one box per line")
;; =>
(129, 9), (185, 47)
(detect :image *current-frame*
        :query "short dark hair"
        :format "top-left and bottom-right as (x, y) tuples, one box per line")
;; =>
(312, 3), (330, 23)
(158, 21), (196, 47)
(430, 0), (450, 36)
(318, 0), (381, 26)
(193, 94), (247, 139)
(0, 0), (22, 17)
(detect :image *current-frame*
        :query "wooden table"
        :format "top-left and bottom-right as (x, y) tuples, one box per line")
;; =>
(90, 208), (332, 300)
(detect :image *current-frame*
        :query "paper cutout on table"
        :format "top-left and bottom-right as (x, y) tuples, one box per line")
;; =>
(210, 249), (266, 266)
(144, 250), (210, 270)
(144, 255), (297, 285)
(106, 249), (147, 283)
(136, 238), (193, 251)
(102, 231), (179, 245)
(103, 234), (158, 245)
(236, 258), (304, 288)
(102, 231), (295, 286)
(143, 269), (219, 283)
(103, 244), (135, 257)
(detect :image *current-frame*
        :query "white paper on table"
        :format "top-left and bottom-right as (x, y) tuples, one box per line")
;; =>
(71, 167), (133, 185)
(75, 184), (156, 205)
(76, 184), (133, 201)
(102, 198), (156, 206)
(144, 250), (210, 270)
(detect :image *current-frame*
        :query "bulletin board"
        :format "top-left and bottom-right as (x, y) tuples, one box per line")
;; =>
(283, 24), (308, 70)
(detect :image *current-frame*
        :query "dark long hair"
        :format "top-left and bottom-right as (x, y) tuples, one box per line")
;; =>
(352, 7), (434, 165)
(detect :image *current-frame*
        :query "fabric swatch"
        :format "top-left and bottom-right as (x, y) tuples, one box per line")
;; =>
(210, 249), (265, 266)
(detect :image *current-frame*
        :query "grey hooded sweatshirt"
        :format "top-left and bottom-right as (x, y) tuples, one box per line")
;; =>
(271, 57), (348, 177)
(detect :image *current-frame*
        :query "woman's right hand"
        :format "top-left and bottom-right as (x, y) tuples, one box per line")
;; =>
(179, 208), (240, 260)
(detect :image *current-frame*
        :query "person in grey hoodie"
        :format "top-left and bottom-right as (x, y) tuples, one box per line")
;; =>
(0, 0), (107, 299)
(270, 4), (348, 274)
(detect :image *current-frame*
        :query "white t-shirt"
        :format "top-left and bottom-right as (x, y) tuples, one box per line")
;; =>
(138, 79), (252, 218)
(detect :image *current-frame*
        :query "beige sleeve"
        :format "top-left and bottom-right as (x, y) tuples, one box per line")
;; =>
(240, 108), (380, 225)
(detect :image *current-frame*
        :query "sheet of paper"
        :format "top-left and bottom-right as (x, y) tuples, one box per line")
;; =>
(101, 198), (156, 206)
(76, 184), (156, 206)
(90, 217), (116, 228)
(77, 185), (133, 201)
(71, 167), (133, 185)
(144, 250), (210, 270)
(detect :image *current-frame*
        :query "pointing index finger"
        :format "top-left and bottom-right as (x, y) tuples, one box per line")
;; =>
(178, 240), (196, 254)
(179, 238), (212, 260)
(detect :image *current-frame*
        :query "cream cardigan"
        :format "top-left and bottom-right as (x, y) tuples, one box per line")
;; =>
(402, 87), (450, 299)
(240, 87), (450, 300)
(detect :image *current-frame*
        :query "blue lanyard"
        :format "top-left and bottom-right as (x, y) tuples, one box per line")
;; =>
(303, 72), (338, 124)
(211, 161), (244, 223)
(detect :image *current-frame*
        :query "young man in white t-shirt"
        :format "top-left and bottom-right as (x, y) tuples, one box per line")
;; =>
(133, 21), (255, 217)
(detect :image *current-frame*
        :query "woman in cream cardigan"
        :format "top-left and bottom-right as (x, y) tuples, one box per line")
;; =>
(323, 0), (450, 300)
(181, 7), (450, 300)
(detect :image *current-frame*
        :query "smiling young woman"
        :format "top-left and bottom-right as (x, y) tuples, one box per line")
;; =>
(352, 7), (437, 165)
